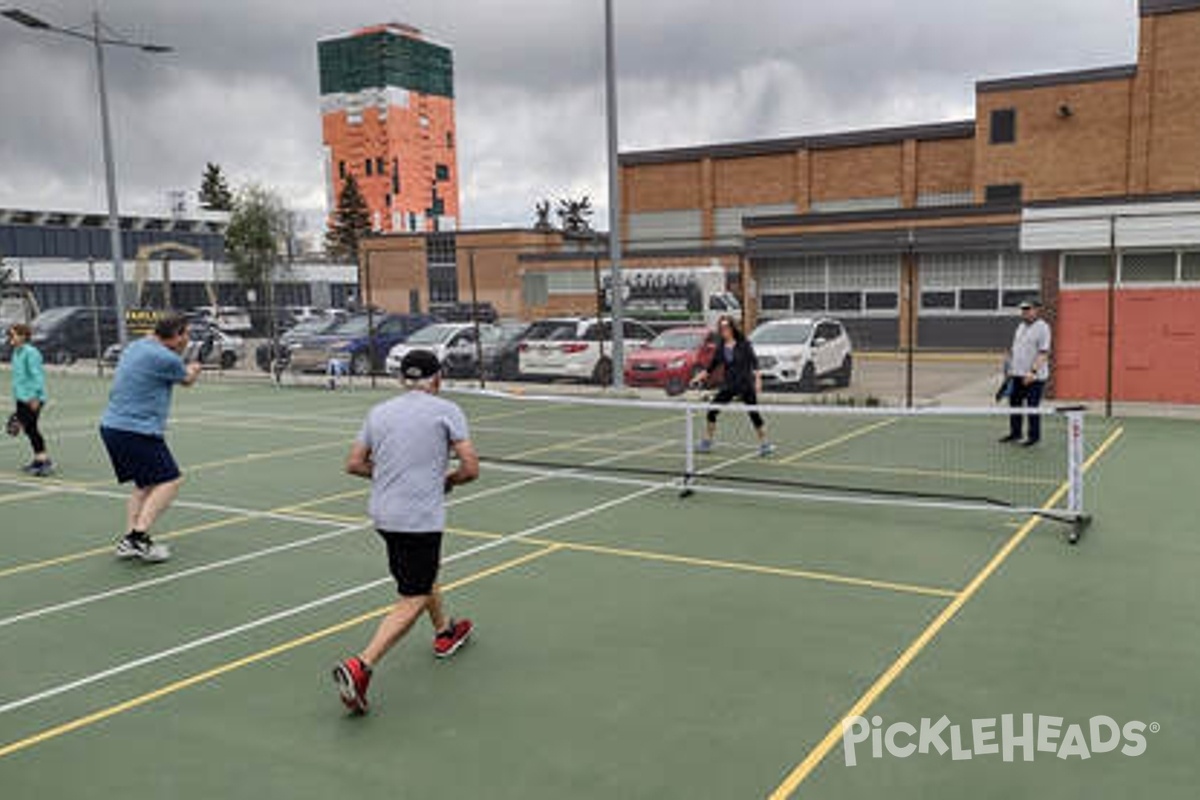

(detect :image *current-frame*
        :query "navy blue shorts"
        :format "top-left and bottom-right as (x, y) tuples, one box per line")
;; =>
(99, 426), (181, 488)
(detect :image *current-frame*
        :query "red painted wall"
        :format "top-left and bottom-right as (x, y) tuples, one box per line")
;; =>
(1056, 288), (1200, 404)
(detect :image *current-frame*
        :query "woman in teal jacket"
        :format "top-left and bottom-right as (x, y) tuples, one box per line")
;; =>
(8, 323), (53, 475)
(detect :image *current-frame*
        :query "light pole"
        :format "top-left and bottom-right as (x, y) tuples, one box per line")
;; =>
(604, 0), (625, 388)
(3, 7), (173, 346)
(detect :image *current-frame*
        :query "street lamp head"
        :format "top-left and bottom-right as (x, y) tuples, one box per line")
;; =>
(140, 44), (173, 53)
(1, 8), (52, 29)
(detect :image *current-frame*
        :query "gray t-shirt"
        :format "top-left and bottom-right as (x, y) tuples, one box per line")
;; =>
(356, 390), (470, 533)
(1008, 318), (1052, 381)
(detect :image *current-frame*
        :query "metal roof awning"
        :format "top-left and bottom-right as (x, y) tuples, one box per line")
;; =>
(747, 224), (1020, 258)
(1021, 199), (1200, 251)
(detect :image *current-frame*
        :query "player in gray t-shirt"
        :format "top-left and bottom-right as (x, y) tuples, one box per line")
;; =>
(332, 350), (480, 715)
(1001, 298), (1052, 446)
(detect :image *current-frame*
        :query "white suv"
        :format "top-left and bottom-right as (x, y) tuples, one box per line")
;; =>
(518, 317), (657, 384)
(749, 317), (853, 391)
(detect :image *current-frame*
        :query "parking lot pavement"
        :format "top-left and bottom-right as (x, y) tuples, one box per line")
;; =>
(18, 349), (1003, 408)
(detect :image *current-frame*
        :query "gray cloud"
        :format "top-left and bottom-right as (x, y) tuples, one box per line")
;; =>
(0, 0), (1139, 231)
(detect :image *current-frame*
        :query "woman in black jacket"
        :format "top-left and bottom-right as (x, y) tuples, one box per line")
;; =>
(691, 315), (774, 457)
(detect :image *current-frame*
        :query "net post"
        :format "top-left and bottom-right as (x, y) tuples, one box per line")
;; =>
(1066, 409), (1088, 542)
(681, 404), (695, 497)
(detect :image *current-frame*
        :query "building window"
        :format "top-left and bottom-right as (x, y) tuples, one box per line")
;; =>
(1121, 251), (1176, 283)
(793, 292), (826, 311)
(446, 131), (454, 148)
(985, 183), (1022, 205)
(990, 108), (1016, 144)
(435, 164), (450, 182)
(960, 288), (1001, 311)
(1062, 254), (1111, 285)
(1183, 252), (1200, 283)
(338, 161), (346, 179)
(761, 294), (791, 312)
(392, 159), (400, 194)
(425, 232), (457, 266)
(365, 159), (373, 176)
(376, 157), (385, 176)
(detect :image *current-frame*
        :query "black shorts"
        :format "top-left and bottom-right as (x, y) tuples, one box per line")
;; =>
(99, 426), (181, 489)
(377, 530), (443, 597)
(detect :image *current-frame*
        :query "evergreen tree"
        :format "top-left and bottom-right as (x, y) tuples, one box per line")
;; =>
(198, 162), (234, 211)
(325, 175), (372, 262)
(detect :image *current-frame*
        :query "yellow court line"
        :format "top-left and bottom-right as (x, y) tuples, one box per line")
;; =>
(177, 417), (336, 437)
(168, 439), (348, 476)
(277, 487), (369, 512)
(0, 487), (69, 506)
(766, 425), (1125, 799)
(0, 515), (279, 580)
(0, 544), (563, 761)
(447, 528), (957, 599)
(779, 418), (898, 464)
(0, 482), (374, 581)
(506, 414), (679, 461)
(278, 508), (365, 524)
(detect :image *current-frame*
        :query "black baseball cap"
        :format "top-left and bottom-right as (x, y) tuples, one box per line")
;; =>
(400, 349), (441, 379)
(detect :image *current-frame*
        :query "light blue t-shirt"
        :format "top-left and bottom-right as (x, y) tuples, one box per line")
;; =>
(356, 390), (470, 533)
(10, 344), (46, 403)
(100, 337), (187, 436)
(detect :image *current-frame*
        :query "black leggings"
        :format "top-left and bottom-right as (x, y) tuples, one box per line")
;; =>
(707, 387), (764, 430)
(15, 402), (46, 455)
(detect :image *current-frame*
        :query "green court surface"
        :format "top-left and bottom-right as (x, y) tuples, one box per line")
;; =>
(0, 373), (1195, 798)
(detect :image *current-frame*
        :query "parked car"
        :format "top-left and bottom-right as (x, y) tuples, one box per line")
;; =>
(749, 317), (853, 391)
(287, 312), (440, 375)
(192, 305), (253, 333)
(25, 306), (119, 364)
(385, 322), (497, 378)
(623, 326), (717, 396)
(518, 317), (657, 384)
(255, 312), (347, 372)
(430, 301), (499, 324)
(485, 321), (531, 380)
(104, 321), (246, 370)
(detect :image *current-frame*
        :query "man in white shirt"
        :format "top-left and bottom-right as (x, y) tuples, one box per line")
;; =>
(1000, 299), (1052, 446)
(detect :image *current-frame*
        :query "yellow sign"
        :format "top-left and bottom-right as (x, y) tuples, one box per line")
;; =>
(126, 308), (168, 337)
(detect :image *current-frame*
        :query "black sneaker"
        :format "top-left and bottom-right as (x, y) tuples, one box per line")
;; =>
(998, 435), (1020, 443)
(1021, 438), (1040, 447)
(31, 460), (54, 477)
(114, 534), (171, 563)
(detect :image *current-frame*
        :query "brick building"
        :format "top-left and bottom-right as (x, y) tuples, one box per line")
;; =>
(358, 0), (1200, 402)
(319, 23), (459, 234)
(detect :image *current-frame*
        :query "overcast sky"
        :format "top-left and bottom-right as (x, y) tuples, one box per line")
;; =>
(0, 0), (1139, 237)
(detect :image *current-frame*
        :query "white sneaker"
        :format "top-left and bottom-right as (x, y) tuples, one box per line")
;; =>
(115, 535), (171, 563)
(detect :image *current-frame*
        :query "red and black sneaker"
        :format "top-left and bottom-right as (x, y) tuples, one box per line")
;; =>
(332, 656), (372, 714)
(434, 618), (473, 659)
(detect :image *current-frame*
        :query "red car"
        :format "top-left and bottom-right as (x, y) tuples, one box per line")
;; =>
(623, 326), (717, 395)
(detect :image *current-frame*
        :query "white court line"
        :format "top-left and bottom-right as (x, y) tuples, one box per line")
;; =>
(0, 523), (362, 631)
(0, 443), (749, 717)
(0, 439), (674, 632)
(0, 477), (344, 529)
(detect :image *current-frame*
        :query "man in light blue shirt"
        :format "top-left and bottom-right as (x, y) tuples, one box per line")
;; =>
(99, 314), (201, 562)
